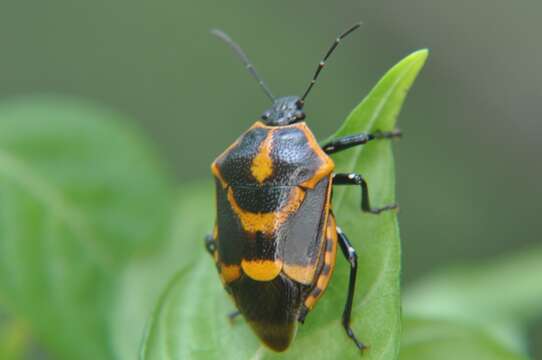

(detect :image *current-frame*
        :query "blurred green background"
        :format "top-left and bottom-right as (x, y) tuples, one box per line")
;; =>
(0, 0), (540, 357)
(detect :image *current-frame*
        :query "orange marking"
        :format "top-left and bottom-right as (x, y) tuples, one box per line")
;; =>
(283, 264), (317, 285)
(211, 162), (228, 188)
(251, 121), (267, 128)
(211, 122), (268, 188)
(241, 259), (283, 281)
(316, 271), (330, 289)
(227, 186), (305, 235)
(305, 297), (315, 309)
(251, 130), (274, 183)
(221, 264), (242, 283)
(211, 225), (219, 261)
(298, 124), (335, 189)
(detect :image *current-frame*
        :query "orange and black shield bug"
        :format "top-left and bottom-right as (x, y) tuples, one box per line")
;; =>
(204, 24), (401, 352)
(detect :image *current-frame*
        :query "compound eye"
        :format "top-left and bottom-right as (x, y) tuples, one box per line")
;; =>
(261, 112), (270, 120)
(295, 99), (304, 108)
(294, 111), (306, 120)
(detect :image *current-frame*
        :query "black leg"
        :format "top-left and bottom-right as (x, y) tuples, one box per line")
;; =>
(333, 173), (397, 214)
(204, 234), (216, 255)
(322, 129), (401, 155)
(337, 227), (366, 351)
(228, 310), (241, 324)
(298, 305), (309, 324)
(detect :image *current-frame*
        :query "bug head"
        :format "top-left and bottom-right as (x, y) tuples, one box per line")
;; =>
(261, 96), (305, 126)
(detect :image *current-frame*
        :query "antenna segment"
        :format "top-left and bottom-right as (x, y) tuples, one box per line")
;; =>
(301, 23), (362, 101)
(211, 29), (275, 102)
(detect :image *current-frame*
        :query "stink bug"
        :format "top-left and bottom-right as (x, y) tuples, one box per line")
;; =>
(205, 23), (400, 352)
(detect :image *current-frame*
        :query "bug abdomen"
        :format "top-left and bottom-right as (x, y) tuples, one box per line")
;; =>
(229, 273), (309, 352)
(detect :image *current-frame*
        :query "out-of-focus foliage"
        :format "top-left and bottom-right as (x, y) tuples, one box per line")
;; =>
(0, 98), (174, 359)
(0, 309), (30, 360)
(112, 187), (213, 359)
(2, 1), (542, 356)
(401, 247), (542, 359)
(400, 318), (528, 360)
(0, 43), (539, 360)
(404, 248), (542, 331)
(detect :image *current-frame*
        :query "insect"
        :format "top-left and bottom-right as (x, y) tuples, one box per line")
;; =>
(205, 23), (400, 352)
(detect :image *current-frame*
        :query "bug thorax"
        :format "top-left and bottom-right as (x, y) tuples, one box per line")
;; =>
(261, 96), (306, 126)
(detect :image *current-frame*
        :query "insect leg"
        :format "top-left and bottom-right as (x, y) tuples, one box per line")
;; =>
(228, 310), (241, 323)
(204, 234), (216, 255)
(322, 129), (401, 154)
(333, 173), (397, 214)
(337, 226), (366, 351)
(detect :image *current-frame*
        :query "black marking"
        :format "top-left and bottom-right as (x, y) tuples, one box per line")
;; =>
(243, 231), (279, 262)
(215, 180), (248, 265)
(267, 126), (325, 185)
(229, 273), (309, 352)
(311, 287), (322, 298)
(326, 239), (334, 252)
(216, 126), (270, 187)
(230, 186), (293, 213)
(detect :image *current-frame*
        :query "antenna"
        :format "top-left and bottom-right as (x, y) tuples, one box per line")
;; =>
(211, 29), (275, 102)
(301, 23), (362, 102)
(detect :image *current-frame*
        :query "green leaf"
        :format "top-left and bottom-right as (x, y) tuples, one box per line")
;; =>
(400, 317), (528, 360)
(0, 96), (172, 260)
(111, 185), (214, 359)
(0, 96), (173, 359)
(0, 308), (31, 360)
(140, 50), (428, 359)
(403, 246), (542, 354)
